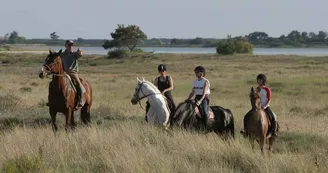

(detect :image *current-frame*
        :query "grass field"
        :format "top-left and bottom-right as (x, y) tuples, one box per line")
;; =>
(0, 52), (327, 173)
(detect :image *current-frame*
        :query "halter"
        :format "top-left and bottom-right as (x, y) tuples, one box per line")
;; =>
(133, 82), (162, 109)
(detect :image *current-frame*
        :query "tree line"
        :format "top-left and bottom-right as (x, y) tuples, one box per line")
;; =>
(1, 29), (328, 48)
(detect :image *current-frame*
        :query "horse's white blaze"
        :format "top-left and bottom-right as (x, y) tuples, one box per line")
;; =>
(39, 66), (44, 73)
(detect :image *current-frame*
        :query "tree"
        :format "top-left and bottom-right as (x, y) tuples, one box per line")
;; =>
(317, 31), (327, 42)
(189, 37), (204, 45)
(8, 31), (19, 44)
(247, 32), (269, 45)
(102, 24), (147, 51)
(287, 30), (301, 42)
(50, 32), (60, 40)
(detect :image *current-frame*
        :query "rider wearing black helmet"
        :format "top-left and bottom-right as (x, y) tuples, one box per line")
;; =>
(241, 74), (278, 138)
(145, 64), (176, 121)
(185, 65), (210, 130)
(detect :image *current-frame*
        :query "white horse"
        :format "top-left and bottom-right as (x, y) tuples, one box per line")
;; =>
(131, 78), (170, 127)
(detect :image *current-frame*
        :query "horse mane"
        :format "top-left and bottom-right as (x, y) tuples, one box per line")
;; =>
(142, 80), (161, 93)
(250, 87), (261, 110)
(171, 100), (195, 123)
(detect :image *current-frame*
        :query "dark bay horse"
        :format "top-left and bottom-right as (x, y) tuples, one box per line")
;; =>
(246, 87), (277, 153)
(170, 100), (234, 138)
(39, 50), (92, 132)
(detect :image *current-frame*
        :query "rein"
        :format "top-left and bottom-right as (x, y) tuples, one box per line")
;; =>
(134, 82), (163, 110)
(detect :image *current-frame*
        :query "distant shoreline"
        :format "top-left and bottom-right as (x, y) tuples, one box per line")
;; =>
(2, 44), (328, 49)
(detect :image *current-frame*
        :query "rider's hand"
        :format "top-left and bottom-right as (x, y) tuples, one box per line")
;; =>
(196, 100), (201, 106)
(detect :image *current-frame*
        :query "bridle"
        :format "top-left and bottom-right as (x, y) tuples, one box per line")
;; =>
(42, 56), (66, 78)
(251, 93), (262, 111)
(133, 82), (162, 109)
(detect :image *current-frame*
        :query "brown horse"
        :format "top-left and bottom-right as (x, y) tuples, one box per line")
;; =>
(246, 87), (277, 153)
(39, 50), (92, 132)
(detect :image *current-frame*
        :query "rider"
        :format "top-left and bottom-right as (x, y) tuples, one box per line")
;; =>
(185, 66), (210, 130)
(61, 40), (85, 110)
(242, 74), (278, 138)
(145, 64), (176, 120)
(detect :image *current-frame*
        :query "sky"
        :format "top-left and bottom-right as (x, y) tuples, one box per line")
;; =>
(1, 0), (327, 39)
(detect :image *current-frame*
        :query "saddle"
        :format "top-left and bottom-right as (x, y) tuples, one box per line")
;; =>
(64, 74), (86, 107)
(64, 74), (78, 93)
(195, 107), (215, 119)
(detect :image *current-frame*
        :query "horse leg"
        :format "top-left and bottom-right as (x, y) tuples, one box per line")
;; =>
(50, 108), (58, 132)
(249, 137), (255, 150)
(259, 136), (266, 155)
(71, 111), (76, 130)
(65, 109), (73, 132)
(81, 104), (91, 126)
(268, 136), (275, 153)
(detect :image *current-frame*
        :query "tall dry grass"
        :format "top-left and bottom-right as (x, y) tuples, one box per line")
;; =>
(0, 52), (327, 172)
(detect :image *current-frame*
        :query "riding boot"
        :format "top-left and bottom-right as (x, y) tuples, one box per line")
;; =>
(74, 86), (83, 110)
(78, 85), (84, 106)
(271, 121), (277, 136)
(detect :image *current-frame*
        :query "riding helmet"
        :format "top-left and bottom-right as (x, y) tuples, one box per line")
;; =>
(256, 73), (267, 84)
(194, 66), (205, 73)
(158, 64), (167, 72)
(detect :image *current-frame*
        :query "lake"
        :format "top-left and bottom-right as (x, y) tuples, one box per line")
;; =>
(20, 46), (328, 56)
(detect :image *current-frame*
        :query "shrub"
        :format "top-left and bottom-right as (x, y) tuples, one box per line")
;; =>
(216, 39), (253, 55)
(0, 94), (20, 112)
(2, 155), (45, 173)
(216, 39), (236, 55)
(235, 41), (254, 53)
(107, 49), (129, 59)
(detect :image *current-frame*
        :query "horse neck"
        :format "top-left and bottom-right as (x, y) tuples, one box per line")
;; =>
(144, 86), (162, 104)
(52, 57), (65, 90)
(173, 102), (194, 121)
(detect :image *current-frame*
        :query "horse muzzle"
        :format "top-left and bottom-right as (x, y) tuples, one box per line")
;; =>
(131, 98), (138, 105)
(39, 72), (45, 79)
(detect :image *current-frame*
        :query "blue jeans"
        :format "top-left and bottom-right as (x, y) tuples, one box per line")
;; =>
(195, 95), (209, 128)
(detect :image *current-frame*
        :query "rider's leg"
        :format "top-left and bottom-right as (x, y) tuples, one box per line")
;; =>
(265, 107), (277, 137)
(69, 72), (84, 108)
(199, 97), (209, 130)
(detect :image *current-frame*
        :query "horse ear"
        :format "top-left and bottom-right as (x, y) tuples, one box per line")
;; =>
(142, 78), (145, 81)
(251, 87), (254, 92)
(137, 77), (141, 82)
(58, 49), (62, 54)
(49, 50), (52, 55)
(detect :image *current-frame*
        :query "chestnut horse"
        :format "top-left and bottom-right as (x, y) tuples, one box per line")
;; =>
(246, 87), (277, 153)
(39, 50), (92, 132)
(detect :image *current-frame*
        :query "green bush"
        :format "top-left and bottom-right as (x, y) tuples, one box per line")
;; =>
(216, 39), (236, 55)
(2, 155), (45, 173)
(131, 48), (144, 53)
(216, 39), (253, 55)
(235, 41), (253, 53)
(19, 87), (32, 93)
(107, 49), (129, 59)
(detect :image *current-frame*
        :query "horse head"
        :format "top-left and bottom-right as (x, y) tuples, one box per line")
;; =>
(39, 49), (63, 79)
(250, 87), (261, 110)
(170, 100), (195, 127)
(131, 78), (159, 105)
